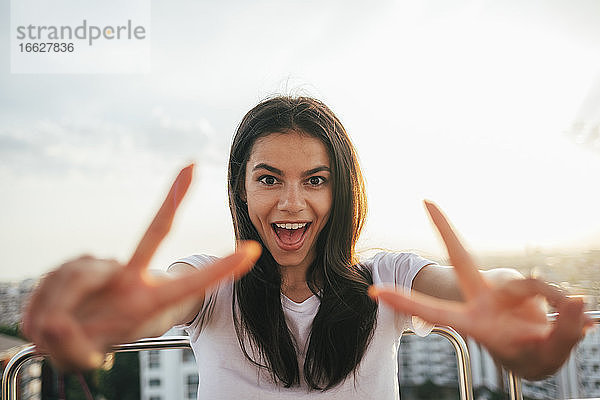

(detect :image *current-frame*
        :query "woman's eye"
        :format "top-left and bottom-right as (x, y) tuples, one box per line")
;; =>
(259, 176), (277, 185)
(308, 176), (325, 186)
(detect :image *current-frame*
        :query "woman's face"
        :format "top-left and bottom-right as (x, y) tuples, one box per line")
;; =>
(244, 131), (333, 270)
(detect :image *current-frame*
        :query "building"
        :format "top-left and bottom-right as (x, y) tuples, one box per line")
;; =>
(139, 328), (198, 400)
(398, 333), (459, 387)
(576, 326), (600, 397)
(0, 279), (36, 326)
(468, 340), (501, 393)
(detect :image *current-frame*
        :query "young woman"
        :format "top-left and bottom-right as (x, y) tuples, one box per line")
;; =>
(23, 96), (591, 399)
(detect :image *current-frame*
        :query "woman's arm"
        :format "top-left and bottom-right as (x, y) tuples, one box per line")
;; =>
(412, 264), (462, 301)
(413, 264), (525, 301)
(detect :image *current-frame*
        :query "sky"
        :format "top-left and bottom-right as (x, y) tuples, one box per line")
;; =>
(1, 0), (600, 280)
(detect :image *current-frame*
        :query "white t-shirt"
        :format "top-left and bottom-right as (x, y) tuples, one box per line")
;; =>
(174, 252), (434, 400)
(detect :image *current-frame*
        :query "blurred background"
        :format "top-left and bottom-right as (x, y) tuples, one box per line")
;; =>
(1, 1), (600, 398)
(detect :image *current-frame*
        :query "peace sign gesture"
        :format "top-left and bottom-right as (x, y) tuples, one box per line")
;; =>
(22, 165), (262, 370)
(369, 201), (593, 380)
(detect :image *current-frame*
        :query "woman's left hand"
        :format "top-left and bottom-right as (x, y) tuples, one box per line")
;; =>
(368, 200), (593, 380)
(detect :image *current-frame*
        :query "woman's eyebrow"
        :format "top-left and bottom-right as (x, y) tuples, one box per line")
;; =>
(302, 166), (331, 177)
(252, 163), (283, 175)
(252, 163), (331, 177)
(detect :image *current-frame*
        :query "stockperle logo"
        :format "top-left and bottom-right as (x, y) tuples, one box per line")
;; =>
(15, 19), (147, 46)
(10, 0), (151, 74)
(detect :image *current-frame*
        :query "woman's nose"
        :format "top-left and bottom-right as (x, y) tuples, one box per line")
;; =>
(278, 185), (306, 213)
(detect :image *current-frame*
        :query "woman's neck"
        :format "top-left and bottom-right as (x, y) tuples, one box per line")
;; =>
(279, 260), (322, 303)
(280, 268), (310, 295)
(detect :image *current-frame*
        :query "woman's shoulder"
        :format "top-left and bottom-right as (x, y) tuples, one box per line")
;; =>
(169, 254), (219, 269)
(360, 251), (433, 270)
(360, 251), (437, 287)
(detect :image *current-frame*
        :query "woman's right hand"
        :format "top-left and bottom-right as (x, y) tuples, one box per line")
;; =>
(21, 164), (262, 371)
(369, 201), (591, 380)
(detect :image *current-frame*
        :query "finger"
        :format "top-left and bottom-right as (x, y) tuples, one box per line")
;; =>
(495, 278), (563, 308)
(368, 285), (469, 329)
(151, 241), (262, 309)
(424, 200), (488, 299)
(22, 258), (121, 356)
(539, 297), (588, 372)
(583, 313), (595, 331)
(41, 313), (105, 371)
(28, 258), (120, 319)
(127, 164), (194, 270)
(60, 259), (122, 311)
(546, 297), (587, 347)
(23, 268), (72, 342)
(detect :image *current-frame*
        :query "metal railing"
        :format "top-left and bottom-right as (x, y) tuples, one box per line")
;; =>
(4, 312), (598, 400)
(2, 327), (472, 400)
(404, 326), (473, 400)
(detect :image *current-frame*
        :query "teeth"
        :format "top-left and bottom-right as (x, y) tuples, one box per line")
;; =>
(275, 222), (307, 230)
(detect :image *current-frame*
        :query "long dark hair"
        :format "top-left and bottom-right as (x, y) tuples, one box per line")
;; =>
(227, 96), (377, 390)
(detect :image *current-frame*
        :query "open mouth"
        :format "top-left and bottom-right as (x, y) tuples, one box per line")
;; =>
(271, 222), (311, 250)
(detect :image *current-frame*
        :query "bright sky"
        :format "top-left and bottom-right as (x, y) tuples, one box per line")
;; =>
(1, 0), (599, 280)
